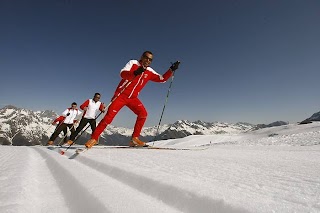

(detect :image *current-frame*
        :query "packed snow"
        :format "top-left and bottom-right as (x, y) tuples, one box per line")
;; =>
(1, 122), (320, 213)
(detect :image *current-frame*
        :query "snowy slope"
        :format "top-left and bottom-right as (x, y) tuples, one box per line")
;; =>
(154, 121), (320, 148)
(1, 122), (320, 213)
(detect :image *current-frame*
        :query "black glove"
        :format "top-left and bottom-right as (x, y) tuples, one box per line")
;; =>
(133, 67), (145, 76)
(170, 61), (180, 71)
(66, 113), (70, 116)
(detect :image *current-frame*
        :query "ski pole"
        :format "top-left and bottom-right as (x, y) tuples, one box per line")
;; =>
(61, 111), (104, 149)
(43, 124), (54, 134)
(60, 115), (101, 154)
(153, 62), (179, 145)
(73, 111), (104, 142)
(53, 117), (67, 133)
(42, 124), (55, 146)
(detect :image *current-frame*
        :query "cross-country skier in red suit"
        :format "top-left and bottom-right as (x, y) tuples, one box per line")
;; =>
(66, 93), (106, 145)
(47, 102), (82, 145)
(85, 51), (180, 148)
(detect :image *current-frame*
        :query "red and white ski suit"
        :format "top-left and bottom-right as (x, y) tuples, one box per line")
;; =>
(80, 99), (104, 119)
(53, 108), (80, 125)
(91, 60), (173, 140)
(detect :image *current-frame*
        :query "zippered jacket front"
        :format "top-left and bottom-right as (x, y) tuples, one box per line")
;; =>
(114, 60), (173, 99)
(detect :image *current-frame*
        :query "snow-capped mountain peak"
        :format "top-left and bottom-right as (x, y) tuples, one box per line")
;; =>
(0, 105), (298, 146)
(0, 105), (58, 145)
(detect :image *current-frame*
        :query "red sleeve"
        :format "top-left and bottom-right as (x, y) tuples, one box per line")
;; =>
(120, 70), (135, 80)
(80, 100), (90, 110)
(54, 116), (65, 123)
(150, 69), (173, 83)
(120, 60), (139, 80)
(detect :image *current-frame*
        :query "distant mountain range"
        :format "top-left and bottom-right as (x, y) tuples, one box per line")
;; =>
(0, 105), (294, 146)
(300, 111), (320, 124)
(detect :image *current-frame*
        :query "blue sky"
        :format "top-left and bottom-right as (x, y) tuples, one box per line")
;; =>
(1, 0), (320, 127)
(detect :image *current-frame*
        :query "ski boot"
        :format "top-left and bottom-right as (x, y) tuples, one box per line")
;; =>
(85, 139), (97, 149)
(129, 137), (148, 147)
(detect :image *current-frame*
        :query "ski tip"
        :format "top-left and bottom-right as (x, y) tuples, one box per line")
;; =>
(75, 148), (83, 154)
(60, 150), (65, 155)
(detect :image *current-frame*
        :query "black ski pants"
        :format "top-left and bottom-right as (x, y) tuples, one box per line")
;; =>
(49, 123), (74, 142)
(69, 118), (96, 141)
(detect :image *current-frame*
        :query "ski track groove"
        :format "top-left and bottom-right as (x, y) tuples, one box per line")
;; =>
(0, 147), (68, 212)
(40, 147), (183, 213)
(64, 149), (249, 213)
(34, 147), (111, 213)
(0, 147), (26, 212)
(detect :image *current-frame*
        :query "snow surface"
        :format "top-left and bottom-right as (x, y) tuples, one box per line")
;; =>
(1, 122), (320, 213)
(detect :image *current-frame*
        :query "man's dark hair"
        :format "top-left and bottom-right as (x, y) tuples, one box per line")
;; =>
(94, 93), (101, 97)
(142, 51), (153, 57)
(71, 102), (77, 106)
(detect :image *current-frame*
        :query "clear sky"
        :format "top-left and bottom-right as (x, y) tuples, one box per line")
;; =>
(1, 0), (320, 127)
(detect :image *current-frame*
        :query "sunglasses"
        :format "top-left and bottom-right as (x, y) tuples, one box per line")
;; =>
(143, 55), (153, 61)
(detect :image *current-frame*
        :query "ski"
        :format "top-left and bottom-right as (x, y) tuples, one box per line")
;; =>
(106, 146), (191, 150)
(47, 144), (208, 160)
(75, 148), (88, 154)
(90, 145), (207, 151)
(68, 148), (89, 159)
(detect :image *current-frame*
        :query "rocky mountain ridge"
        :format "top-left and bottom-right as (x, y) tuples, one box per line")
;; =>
(0, 105), (290, 146)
